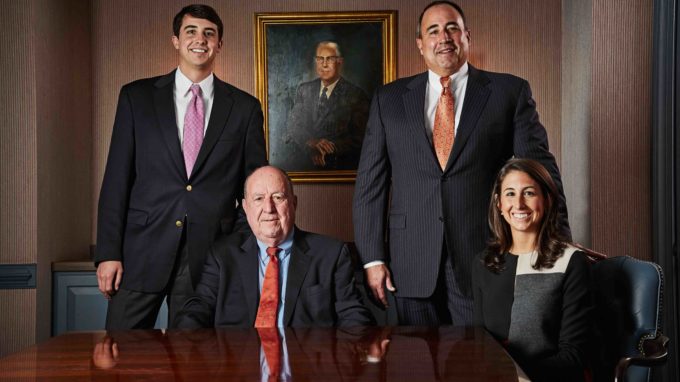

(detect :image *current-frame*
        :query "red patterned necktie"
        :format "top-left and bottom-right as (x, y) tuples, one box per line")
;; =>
(433, 76), (455, 170)
(257, 327), (281, 380)
(183, 84), (204, 177)
(255, 247), (281, 328)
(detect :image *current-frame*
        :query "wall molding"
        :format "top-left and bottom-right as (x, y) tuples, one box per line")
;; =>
(0, 264), (37, 289)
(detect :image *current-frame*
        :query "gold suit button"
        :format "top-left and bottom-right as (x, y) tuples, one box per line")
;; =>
(186, 185), (192, 191)
(175, 220), (183, 228)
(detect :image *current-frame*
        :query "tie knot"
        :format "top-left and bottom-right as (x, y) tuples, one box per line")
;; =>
(266, 247), (281, 258)
(190, 84), (201, 96)
(439, 76), (451, 92)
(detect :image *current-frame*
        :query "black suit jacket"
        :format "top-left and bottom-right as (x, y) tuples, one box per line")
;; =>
(353, 65), (568, 298)
(174, 228), (375, 328)
(286, 77), (369, 170)
(95, 70), (267, 292)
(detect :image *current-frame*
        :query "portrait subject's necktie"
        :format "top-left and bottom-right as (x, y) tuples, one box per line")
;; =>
(316, 86), (329, 121)
(255, 247), (281, 328)
(183, 84), (204, 177)
(433, 76), (455, 170)
(257, 327), (281, 381)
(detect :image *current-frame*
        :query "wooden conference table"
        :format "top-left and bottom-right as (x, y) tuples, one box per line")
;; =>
(0, 326), (521, 381)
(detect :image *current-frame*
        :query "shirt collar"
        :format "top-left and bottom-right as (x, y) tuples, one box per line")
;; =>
(427, 61), (469, 92)
(256, 228), (295, 263)
(320, 77), (341, 94)
(175, 67), (214, 97)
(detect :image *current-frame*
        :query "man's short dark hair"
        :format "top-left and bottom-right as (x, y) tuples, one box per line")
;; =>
(173, 4), (224, 41)
(417, 1), (467, 38)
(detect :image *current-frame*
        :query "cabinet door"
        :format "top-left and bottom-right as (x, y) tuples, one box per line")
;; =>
(53, 272), (167, 336)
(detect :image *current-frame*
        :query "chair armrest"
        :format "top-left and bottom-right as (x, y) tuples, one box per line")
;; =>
(614, 333), (669, 382)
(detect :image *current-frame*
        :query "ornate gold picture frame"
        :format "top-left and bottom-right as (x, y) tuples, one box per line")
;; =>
(255, 11), (397, 182)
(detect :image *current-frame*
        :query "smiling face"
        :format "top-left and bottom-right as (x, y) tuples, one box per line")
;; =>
(416, 3), (470, 77)
(172, 15), (222, 76)
(498, 170), (545, 240)
(315, 44), (343, 86)
(243, 167), (297, 247)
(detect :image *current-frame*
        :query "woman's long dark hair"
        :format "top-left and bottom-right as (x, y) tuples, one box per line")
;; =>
(485, 159), (569, 273)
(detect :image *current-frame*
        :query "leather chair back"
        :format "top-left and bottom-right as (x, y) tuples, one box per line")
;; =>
(592, 256), (666, 382)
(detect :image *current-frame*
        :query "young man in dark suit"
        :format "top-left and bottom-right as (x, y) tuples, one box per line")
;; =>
(353, 1), (569, 326)
(175, 166), (374, 328)
(95, 4), (266, 329)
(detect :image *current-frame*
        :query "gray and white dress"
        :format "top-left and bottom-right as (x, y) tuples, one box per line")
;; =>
(472, 246), (594, 382)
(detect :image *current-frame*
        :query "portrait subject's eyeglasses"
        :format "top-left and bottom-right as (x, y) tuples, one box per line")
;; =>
(314, 55), (341, 64)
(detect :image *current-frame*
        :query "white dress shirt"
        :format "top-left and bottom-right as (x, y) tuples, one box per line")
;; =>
(174, 67), (215, 145)
(318, 78), (340, 98)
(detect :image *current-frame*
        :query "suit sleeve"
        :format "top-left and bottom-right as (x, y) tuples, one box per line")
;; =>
(518, 252), (593, 381)
(334, 244), (376, 326)
(512, 80), (571, 238)
(174, 248), (222, 328)
(471, 254), (485, 326)
(95, 86), (136, 265)
(352, 89), (392, 265)
(233, 98), (267, 233)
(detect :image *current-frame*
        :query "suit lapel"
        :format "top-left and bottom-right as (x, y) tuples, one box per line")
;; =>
(403, 73), (440, 168)
(283, 229), (311, 326)
(239, 235), (261, 325)
(191, 76), (234, 178)
(153, 71), (186, 179)
(446, 65), (491, 169)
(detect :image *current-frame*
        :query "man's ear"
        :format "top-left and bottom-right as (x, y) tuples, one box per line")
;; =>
(416, 38), (424, 55)
(172, 35), (180, 50)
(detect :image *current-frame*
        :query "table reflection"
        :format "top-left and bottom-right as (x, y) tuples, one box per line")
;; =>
(87, 326), (517, 381)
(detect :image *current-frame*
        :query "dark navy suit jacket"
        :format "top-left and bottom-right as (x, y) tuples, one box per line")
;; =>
(174, 228), (375, 328)
(95, 70), (267, 292)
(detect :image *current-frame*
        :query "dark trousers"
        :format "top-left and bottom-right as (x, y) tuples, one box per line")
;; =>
(105, 229), (193, 330)
(395, 245), (473, 326)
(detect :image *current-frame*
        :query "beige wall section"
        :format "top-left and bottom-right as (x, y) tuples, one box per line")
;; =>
(0, 0), (92, 356)
(0, 1), (38, 357)
(34, 0), (92, 341)
(91, 0), (563, 242)
(591, 0), (652, 260)
(0, 290), (36, 357)
(561, 0), (592, 246)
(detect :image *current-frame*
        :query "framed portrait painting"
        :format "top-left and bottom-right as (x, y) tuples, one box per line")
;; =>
(255, 11), (397, 182)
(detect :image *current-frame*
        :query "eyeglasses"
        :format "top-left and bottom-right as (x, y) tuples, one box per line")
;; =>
(315, 56), (341, 64)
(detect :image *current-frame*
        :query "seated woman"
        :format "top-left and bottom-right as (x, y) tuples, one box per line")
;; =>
(472, 158), (593, 382)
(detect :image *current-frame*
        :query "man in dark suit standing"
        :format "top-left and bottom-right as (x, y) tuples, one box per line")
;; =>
(353, 1), (569, 326)
(286, 41), (369, 170)
(95, 4), (267, 329)
(175, 166), (374, 328)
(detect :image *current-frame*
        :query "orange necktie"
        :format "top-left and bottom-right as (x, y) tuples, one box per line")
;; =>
(433, 76), (455, 169)
(257, 327), (281, 380)
(255, 247), (280, 328)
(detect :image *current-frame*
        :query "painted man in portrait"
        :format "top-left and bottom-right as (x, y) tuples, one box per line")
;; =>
(286, 41), (369, 171)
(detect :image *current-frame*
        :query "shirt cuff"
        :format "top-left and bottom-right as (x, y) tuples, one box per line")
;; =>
(363, 260), (385, 269)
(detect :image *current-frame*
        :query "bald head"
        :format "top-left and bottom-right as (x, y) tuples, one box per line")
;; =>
(242, 166), (297, 246)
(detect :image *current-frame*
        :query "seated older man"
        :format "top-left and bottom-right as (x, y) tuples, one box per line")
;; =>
(175, 165), (374, 328)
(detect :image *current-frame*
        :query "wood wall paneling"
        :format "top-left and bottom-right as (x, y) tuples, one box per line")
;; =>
(0, 0), (38, 358)
(591, 0), (652, 260)
(34, 0), (93, 342)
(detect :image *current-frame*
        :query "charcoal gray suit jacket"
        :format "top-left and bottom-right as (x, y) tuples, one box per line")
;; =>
(353, 64), (568, 298)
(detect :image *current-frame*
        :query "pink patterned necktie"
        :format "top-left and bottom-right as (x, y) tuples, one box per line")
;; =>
(183, 84), (204, 177)
(433, 76), (455, 170)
